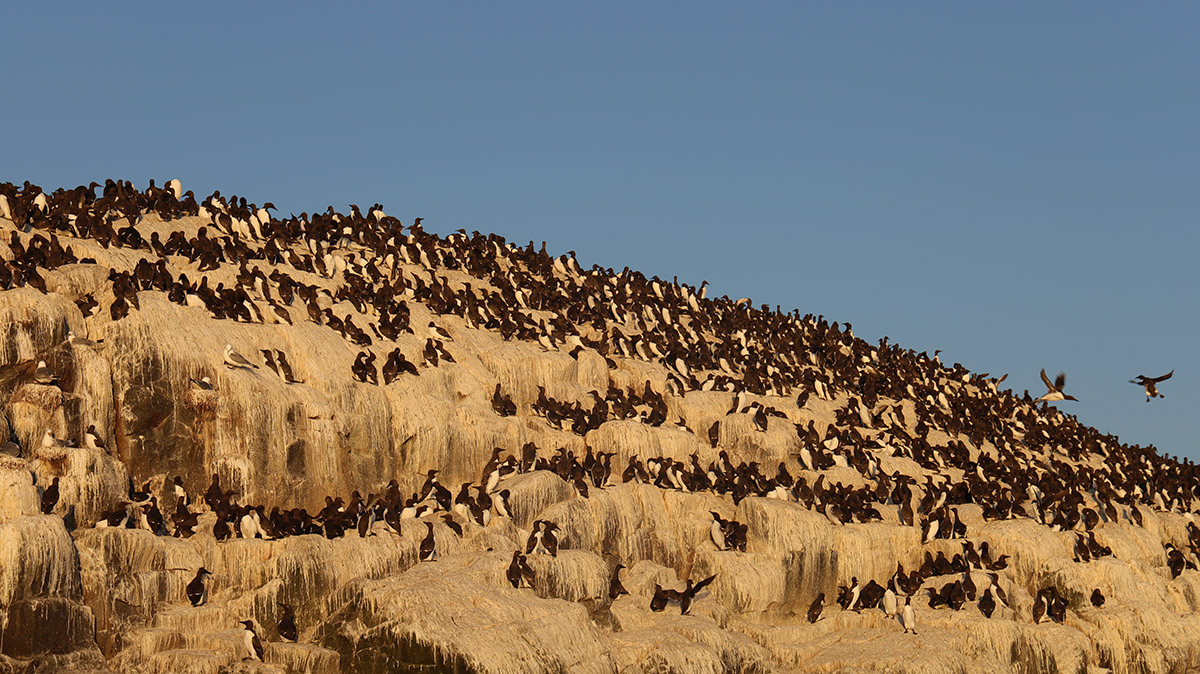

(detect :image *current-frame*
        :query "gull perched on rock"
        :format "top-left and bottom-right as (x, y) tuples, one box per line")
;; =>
(33, 360), (57, 385)
(1130, 370), (1173, 402)
(42, 429), (68, 449)
(1036, 369), (1077, 403)
(224, 344), (258, 370)
(67, 330), (103, 347)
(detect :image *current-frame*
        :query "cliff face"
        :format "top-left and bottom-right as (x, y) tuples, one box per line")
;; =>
(1, 182), (1199, 674)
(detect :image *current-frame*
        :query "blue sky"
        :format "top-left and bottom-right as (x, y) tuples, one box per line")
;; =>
(5, 4), (1197, 459)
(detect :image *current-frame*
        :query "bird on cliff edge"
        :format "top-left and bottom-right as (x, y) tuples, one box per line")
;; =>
(224, 344), (258, 370)
(277, 604), (298, 642)
(40, 477), (60, 514)
(807, 593), (824, 623)
(190, 376), (214, 391)
(41, 429), (65, 449)
(506, 550), (535, 589)
(33, 360), (57, 385)
(419, 522), (437, 561)
(240, 620), (264, 661)
(609, 563), (628, 600)
(1130, 371), (1173, 401)
(67, 330), (103, 348)
(187, 568), (213, 606)
(83, 425), (106, 453)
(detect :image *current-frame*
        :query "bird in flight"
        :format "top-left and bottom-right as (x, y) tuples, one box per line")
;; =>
(1130, 371), (1173, 402)
(1036, 369), (1077, 403)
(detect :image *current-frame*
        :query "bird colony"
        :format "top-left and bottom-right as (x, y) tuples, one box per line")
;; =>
(0, 179), (1197, 674)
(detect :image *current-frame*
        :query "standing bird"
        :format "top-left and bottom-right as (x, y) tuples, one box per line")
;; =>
(1090, 588), (1105, 608)
(276, 350), (301, 383)
(1036, 369), (1077, 403)
(900, 596), (917, 634)
(979, 588), (996, 618)
(807, 593), (825, 623)
(507, 551), (527, 589)
(506, 551), (535, 589)
(882, 584), (898, 618)
(40, 477), (60, 514)
(609, 563), (628, 600)
(419, 522), (437, 561)
(1130, 371), (1173, 401)
(173, 476), (190, 508)
(277, 604), (298, 642)
(710, 511), (729, 550)
(187, 568), (213, 606)
(240, 620), (264, 661)
(1032, 592), (1047, 624)
(261, 350), (281, 377)
(224, 344), (258, 370)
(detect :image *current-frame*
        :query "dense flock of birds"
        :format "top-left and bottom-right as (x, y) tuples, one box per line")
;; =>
(2, 179), (1194, 662)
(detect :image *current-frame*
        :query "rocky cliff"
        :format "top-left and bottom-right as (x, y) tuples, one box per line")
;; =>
(1, 179), (1198, 674)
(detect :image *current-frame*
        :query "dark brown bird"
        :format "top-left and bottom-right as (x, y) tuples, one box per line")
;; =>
(187, 568), (212, 606)
(679, 575), (717, 614)
(1130, 371), (1173, 401)
(506, 550), (530, 589)
(650, 584), (677, 612)
(978, 588), (996, 618)
(807, 592), (825, 623)
(277, 604), (298, 642)
(1036, 369), (1077, 403)
(419, 522), (437, 561)
(609, 563), (628, 600)
(40, 477), (60, 514)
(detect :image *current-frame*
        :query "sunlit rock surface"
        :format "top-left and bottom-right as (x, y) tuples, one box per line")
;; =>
(1, 194), (1198, 674)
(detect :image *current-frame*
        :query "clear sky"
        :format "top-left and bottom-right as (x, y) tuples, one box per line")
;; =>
(5, 4), (1197, 459)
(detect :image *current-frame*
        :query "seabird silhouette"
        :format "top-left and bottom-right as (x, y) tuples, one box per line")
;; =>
(1130, 370), (1173, 401)
(1036, 369), (1077, 403)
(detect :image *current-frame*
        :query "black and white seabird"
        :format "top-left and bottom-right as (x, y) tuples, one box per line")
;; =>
(882, 583), (897, 617)
(419, 522), (437, 561)
(173, 476), (189, 507)
(224, 344), (258, 370)
(277, 604), (298, 642)
(428, 321), (453, 341)
(1036, 369), (1077, 403)
(506, 550), (534, 589)
(709, 511), (728, 550)
(187, 567), (213, 606)
(240, 620), (264, 661)
(979, 587), (996, 618)
(807, 593), (824, 623)
(1130, 370), (1173, 401)
(900, 596), (917, 633)
(84, 425), (106, 452)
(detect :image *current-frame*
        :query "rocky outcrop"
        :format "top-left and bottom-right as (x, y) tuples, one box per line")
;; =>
(1, 182), (1199, 673)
